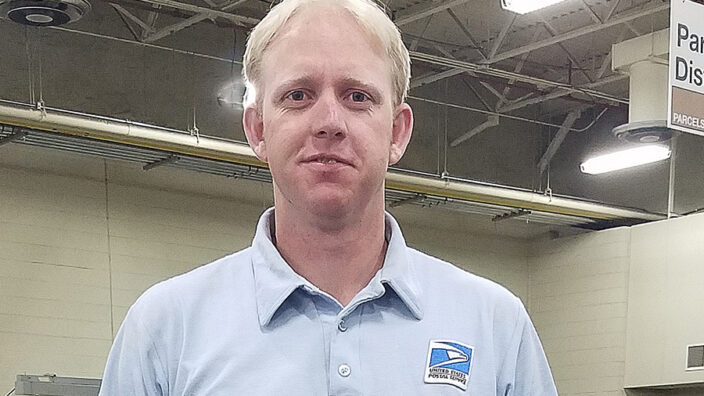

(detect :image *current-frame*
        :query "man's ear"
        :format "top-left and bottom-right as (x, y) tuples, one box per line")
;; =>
(243, 105), (267, 162)
(389, 103), (414, 166)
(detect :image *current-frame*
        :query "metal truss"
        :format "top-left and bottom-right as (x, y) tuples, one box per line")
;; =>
(498, 26), (634, 114)
(94, 0), (666, 116)
(110, 0), (260, 43)
(408, 0), (669, 116)
(409, 51), (628, 105)
(393, 0), (473, 26)
(487, 1), (669, 64)
(537, 109), (582, 177)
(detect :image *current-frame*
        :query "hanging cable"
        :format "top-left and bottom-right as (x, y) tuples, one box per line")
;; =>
(436, 101), (441, 176)
(442, 80), (449, 178)
(37, 27), (44, 108)
(25, 26), (35, 105)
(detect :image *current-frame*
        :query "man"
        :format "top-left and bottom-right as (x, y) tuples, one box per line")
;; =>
(100, 0), (558, 394)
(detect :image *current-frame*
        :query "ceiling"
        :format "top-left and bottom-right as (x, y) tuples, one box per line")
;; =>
(0, 0), (702, 219)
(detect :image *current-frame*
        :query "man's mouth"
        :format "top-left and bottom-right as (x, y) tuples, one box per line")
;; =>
(304, 155), (352, 167)
(315, 158), (340, 164)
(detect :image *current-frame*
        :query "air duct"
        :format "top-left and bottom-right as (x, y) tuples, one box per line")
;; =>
(612, 29), (673, 143)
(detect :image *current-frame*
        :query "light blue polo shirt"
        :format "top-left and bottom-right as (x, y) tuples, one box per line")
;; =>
(100, 209), (557, 395)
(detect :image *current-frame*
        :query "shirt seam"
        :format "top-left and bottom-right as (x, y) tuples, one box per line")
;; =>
(496, 296), (525, 390)
(135, 306), (169, 395)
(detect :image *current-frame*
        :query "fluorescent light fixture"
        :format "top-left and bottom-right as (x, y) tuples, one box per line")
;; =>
(580, 145), (671, 175)
(500, 0), (567, 14)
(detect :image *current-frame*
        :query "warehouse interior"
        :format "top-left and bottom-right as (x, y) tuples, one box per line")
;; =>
(1, 0), (703, 394)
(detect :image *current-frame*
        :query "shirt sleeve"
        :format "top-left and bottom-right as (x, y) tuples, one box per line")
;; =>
(499, 300), (558, 396)
(99, 293), (169, 396)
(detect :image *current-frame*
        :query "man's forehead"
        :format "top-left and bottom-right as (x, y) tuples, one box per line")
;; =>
(259, 5), (393, 91)
(267, 4), (384, 55)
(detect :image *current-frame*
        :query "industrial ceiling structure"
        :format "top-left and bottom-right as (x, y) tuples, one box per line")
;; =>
(0, 0), (701, 229)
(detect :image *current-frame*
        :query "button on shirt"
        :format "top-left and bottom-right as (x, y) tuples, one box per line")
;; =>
(100, 209), (557, 395)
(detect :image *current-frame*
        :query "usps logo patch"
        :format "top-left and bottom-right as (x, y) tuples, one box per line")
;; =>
(424, 340), (474, 390)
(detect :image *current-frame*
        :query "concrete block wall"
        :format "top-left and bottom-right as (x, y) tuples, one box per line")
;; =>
(103, 181), (262, 335)
(528, 227), (632, 395)
(0, 144), (532, 389)
(529, 219), (704, 396)
(0, 166), (112, 383)
(0, 148), (271, 387)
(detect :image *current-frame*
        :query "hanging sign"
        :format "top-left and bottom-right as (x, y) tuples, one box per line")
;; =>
(669, 0), (704, 136)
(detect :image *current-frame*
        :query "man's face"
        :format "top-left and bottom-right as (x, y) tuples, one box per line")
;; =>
(244, 5), (413, 217)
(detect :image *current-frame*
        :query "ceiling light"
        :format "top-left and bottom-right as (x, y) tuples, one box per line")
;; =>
(0, 0), (91, 26)
(580, 145), (671, 175)
(500, 0), (567, 14)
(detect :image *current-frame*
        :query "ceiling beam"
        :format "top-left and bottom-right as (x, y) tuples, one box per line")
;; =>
(537, 109), (582, 176)
(487, 1), (669, 64)
(429, 43), (505, 103)
(595, 26), (630, 80)
(450, 115), (499, 147)
(498, 73), (625, 113)
(134, 0), (259, 26)
(540, 16), (593, 84)
(220, 0), (251, 12)
(488, 15), (516, 60)
(409, 51), (628, 105)
(145, 4), (161, 35)
(605, 0), (623, 21)
(446, 8), (487, 60)
(112, 3), (153, 32)
(410, 15), (434, 51)
(411, 68), (464, 88)
(143, 13), (210, 42)
(581, 0), (602, 24)
(496, 26), (543, 110)
(410, 1), (668, 94)
(394, 0), (471, 26)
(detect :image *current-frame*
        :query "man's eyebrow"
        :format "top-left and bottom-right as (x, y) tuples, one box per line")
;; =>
(272, 76), (319, 98)
(271, 76), (385, 103)
(338, 77), (383, 103)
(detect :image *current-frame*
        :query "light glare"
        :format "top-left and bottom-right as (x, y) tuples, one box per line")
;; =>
(501, 0), (568, 14)
(580, 145), (671, 175)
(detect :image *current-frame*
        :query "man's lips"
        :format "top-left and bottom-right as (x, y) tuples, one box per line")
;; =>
(302, 154), (353, 167)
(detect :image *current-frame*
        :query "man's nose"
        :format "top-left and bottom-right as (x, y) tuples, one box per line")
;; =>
(311, 92), (346, 139)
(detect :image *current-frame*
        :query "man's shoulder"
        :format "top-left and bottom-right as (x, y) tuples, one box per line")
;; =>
(130, 247), (253, 318)
(407, 247), (522, 307)
(167, 247), (253, 288)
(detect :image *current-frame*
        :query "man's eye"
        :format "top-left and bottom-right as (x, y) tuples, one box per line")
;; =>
(351, 92), (369, 102)
(287, 90), (306, 101)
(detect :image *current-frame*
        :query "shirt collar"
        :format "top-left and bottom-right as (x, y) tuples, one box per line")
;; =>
(379, 212), (424, 321)
(250, 208), (424, 328)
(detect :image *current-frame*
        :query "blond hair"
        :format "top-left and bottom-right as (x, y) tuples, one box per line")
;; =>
(242, 0), (410, 107)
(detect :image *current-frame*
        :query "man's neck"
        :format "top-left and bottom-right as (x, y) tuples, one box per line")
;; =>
(272, 200), (388, 307)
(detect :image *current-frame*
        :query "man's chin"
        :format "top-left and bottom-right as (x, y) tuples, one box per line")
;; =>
(307, 195), (352, 216)
(297, 187), (356, 213)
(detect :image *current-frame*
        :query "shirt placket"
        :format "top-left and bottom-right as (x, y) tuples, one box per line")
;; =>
(327, 304), (362, 396)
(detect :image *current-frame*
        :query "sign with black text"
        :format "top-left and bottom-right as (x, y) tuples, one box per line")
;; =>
(669, 0), (704, 136)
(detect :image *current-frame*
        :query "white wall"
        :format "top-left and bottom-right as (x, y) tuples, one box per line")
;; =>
(529, 227), (632, 395)
(0, 144), (531, 389)
(625, 214), (704, 388)
(530, 214), (704, 396)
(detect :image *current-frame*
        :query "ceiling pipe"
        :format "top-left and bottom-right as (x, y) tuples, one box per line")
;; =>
(0, 100), (664, 223)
